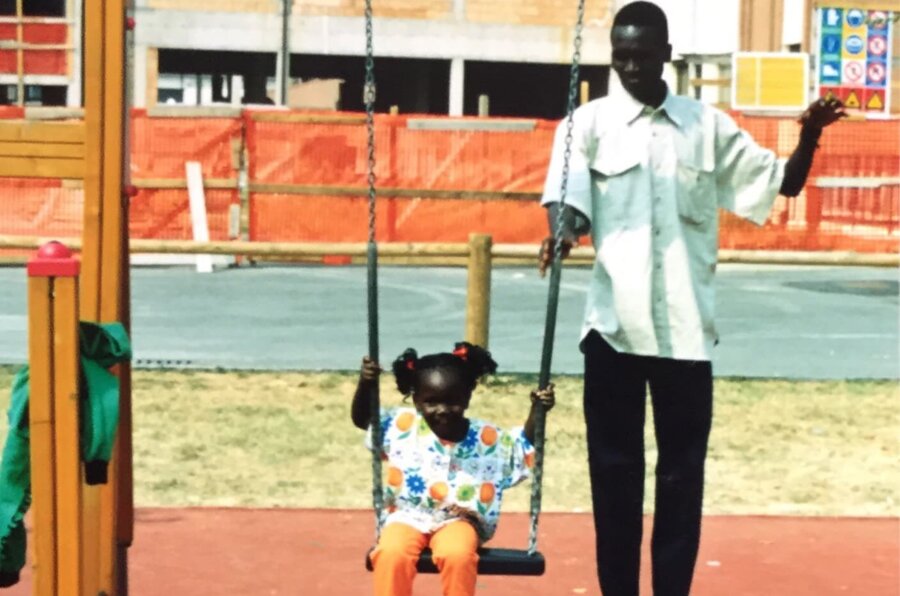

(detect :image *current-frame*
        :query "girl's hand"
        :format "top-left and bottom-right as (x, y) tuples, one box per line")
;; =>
(531, 384), (556, 411)
(360, 357), (382, 382)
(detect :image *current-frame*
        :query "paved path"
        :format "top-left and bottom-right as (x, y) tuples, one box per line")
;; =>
(0, 264), (896, 379)
(5, 509), (898, 595)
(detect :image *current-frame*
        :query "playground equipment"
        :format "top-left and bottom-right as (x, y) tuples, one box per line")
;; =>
(361, 0), (587, 577)
(0, 1), (132, 594)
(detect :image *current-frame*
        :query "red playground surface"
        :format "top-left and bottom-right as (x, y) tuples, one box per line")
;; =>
(6, 509), (898, 595)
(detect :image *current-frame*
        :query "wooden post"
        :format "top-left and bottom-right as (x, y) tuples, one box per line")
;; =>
(580, 81), (590, 105)
(27, 241), (83, 596)
(477, 95), (489, 117)
(465, 233), (492, 348)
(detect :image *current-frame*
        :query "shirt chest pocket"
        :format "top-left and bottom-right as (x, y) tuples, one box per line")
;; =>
(676, 160), (716, 225)
(590, 149), (642, 224)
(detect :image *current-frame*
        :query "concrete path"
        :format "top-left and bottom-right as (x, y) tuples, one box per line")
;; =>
(0, 263), (896, 379)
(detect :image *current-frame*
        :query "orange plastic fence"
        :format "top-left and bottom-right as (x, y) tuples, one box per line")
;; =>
(0, 108), (897, 253)
(0, 23), (67, 76)
(129, 109), (241, 240)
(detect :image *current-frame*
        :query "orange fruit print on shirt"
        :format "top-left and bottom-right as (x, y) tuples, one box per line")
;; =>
(430, 482), (449, 501)
(480, 482), (495, 504)
(480, 426), (497, 446)
(395, 412), (415, 432)
(387, 466), (403, 487)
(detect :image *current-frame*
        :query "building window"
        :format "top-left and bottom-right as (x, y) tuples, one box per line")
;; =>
(23, 0), (65, 17)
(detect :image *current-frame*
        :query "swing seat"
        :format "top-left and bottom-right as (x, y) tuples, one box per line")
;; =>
(366, 546), (545, 576)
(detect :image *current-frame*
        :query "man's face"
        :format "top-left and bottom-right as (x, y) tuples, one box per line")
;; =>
(611, 24), (671, 103)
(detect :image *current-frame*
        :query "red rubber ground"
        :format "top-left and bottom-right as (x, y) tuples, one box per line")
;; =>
(6, 509), (897, 595)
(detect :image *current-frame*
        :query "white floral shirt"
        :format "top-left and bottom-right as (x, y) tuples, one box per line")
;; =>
(365, 407), (535, 542)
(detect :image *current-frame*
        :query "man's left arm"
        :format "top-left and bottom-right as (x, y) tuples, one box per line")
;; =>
(780, 97), (847, 197)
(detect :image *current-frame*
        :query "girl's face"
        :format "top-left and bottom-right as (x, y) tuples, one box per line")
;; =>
(412, 369), (470, 439)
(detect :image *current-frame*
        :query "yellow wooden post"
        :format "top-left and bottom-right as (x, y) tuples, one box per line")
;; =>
(465, 233), (492, 348)
(27, 261), (56, 596)
(27, 241), (83, 596)
(98, 1), (127, 592)
(80, 1), (105, 593)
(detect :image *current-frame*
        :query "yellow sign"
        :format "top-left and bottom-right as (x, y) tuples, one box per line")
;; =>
(867, 91), (884, 109)
(732, 52), (810, 111)
(845, 90), (861, 107)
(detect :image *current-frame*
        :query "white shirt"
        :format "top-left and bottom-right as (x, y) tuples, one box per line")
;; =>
(542, 89), (785, 361)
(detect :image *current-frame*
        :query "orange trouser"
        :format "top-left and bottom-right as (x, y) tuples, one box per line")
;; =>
(370, 521), (479, 596)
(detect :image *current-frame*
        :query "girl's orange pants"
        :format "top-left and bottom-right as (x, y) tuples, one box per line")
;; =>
(370, 521), (479, 596)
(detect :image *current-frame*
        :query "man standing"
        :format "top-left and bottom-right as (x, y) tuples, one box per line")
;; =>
(539, 2), (845, 595)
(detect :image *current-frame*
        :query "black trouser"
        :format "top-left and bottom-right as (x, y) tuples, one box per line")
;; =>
(583, 331), (713, 596)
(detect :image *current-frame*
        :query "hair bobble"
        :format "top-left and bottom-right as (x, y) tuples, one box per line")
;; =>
(405, 359), (415, 370)
(452, 344), (469, 361)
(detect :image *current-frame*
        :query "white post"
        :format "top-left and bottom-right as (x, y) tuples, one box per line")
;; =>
(185, 161), (214, 273)
(449, 57), (465, 116)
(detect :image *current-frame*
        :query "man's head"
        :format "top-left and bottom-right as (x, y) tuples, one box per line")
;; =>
(611, 1), (672, 106)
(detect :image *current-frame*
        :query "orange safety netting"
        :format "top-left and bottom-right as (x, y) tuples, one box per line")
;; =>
(0, 108), (897, 254)
(129, 109), (241, 240)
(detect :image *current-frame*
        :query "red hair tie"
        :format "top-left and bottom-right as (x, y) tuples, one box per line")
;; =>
(452, 345), (469, 361)
(406, 359), (415, 370)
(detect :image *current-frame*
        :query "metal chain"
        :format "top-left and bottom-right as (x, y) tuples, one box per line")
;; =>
(527, 0), (586, 556)
(363, 0), (384, 541)
(364, 0), (377, 244)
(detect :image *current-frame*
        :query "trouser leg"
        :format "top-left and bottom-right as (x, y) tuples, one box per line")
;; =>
(583, 331), (648, 596)
(648, 358), (713, 596)
(370, 522), (427, 596)
(430, 521), (479, 596)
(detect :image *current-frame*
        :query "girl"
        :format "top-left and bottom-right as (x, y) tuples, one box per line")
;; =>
(351, 342), (555, 596)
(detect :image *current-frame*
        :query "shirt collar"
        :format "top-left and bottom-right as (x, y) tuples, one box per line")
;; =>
(616, 85), (684, 129)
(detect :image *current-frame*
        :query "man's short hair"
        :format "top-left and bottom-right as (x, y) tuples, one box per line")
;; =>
(612, 1), (669, 42)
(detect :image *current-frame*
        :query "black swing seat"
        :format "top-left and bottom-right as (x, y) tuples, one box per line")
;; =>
(366, 546), (545, 576)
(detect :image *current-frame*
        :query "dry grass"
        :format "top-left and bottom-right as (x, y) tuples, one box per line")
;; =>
(0, 366), (896, 516)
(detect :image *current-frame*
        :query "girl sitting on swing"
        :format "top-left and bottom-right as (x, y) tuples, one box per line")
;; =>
(351, 342), (555, 596)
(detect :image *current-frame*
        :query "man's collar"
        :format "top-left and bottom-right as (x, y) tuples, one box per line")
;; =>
(616, 85), (684, 128)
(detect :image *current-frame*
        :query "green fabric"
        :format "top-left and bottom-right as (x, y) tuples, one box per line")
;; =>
(0, 322), (131, 579)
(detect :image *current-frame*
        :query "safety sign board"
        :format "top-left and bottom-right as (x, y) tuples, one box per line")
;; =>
(816, 6), (894, 113)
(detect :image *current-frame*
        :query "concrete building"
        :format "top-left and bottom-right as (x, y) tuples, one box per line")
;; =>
(2, 0), (898, 116)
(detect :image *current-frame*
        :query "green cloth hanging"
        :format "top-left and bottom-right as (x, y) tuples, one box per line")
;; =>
(0, 322), (131, 586)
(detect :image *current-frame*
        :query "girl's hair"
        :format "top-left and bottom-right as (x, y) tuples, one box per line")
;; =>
(391, 342), (498, 397)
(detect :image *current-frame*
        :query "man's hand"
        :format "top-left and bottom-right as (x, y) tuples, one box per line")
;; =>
(798, 97), (847, 130)
(538, 237), (573, 278)
(360, 356), (381, 383)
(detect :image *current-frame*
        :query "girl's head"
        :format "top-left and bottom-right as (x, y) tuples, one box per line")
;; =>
(392, 342), (497, 436)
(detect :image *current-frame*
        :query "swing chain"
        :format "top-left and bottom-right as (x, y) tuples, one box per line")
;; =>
(363, 0), (385, 540)
(527, 0), (586, 557)
(364, 0), (377, 245)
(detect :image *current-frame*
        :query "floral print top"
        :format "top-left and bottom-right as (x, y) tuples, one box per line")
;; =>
(365, 407), (535, 542)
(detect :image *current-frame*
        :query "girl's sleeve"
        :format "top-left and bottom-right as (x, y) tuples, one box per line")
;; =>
(503, 427), (536, 488)
(364, 408), (395, 453)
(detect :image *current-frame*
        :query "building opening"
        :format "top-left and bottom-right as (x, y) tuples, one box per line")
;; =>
(464, 61), (610, 119)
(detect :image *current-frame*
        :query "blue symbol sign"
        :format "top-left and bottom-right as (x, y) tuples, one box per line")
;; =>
(868, 34), (888, 57)
(845, 35), (864, 55)
(822, 34), (842, 55)
(823, 7), (842, 29)
(867, 61), (887, 87)
(820, 61), (841, 84)
(868, 11), (888, 31)
(846, 9), (865, 27)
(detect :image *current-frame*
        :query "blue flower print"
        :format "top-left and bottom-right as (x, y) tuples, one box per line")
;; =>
(461, 427), (478, 450)
(406, 473), (426, 495)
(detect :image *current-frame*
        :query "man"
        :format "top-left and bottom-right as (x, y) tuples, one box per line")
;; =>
(538, 2), (845, 595)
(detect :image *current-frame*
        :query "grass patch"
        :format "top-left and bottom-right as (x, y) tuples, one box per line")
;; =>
(0, 366), (895, 515)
